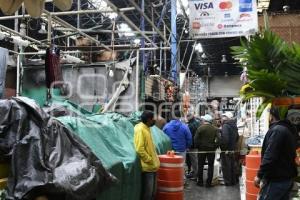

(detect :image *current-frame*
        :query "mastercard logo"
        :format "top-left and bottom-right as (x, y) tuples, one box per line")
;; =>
(192, 22), (201, 29)
(219, 1), (232, 10)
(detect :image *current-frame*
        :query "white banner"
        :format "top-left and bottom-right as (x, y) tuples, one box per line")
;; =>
(188, 0), (258, 38)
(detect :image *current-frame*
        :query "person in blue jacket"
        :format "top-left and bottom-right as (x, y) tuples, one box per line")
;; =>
(163, 110), (192, 162)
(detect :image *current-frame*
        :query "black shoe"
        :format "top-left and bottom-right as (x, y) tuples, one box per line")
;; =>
(205, 184), (213, 188)
(196, 182), (204, 187)
(186, 173), (193, 179)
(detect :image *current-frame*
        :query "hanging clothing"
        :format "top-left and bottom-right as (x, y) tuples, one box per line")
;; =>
(45, 47), (62, 89)
(0, 47), (8, 98)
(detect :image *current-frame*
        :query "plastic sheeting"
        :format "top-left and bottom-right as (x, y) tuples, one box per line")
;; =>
(0, 97), (116, 200)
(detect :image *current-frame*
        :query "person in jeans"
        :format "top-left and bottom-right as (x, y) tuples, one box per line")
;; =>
(186, 113), (201, 180)
(134, 111), (160, 200)
(194, 114), (219, 187)
(163, 110), (192, 166)
(254, 106), (297, 200)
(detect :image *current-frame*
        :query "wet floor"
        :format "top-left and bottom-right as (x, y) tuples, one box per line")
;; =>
(184, 179), (241, 200)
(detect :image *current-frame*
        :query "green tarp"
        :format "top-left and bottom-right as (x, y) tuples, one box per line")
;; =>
(56, 106), (171, 200)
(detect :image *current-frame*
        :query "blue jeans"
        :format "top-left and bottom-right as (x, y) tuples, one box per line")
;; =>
(141, 172), (157, 200)
(258, 179), (293, 200)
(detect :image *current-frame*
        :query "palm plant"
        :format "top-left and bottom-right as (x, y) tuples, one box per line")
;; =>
(231, 30), (300, 117)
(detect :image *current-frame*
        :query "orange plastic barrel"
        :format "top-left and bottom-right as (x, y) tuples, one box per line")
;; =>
(245, 151), (261, 200)
(156, 151), (184, 200)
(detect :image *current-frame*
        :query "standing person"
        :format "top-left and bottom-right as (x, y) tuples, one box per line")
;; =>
(186, 113), (201, 180)
(134, 111), (160, 200)
(155, 115), (167, 130)
(163, 110), (192, 162)
(220, 111), (239, 186)
(194, 114), (219, 187)
(254, 107), (297, 200)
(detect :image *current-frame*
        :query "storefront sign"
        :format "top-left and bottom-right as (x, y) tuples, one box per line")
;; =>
(188, 0), (258, 38)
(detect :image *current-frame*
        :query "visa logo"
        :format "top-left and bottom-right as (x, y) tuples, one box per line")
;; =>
(195, 2), (214, 10)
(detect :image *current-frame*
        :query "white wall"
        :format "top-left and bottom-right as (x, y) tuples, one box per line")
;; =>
(208, 75), (243, 97)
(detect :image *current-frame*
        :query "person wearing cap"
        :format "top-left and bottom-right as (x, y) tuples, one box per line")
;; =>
(254, 106), (297, 200)
(220, 111), (239, 186)
(194, 114), (219, 187)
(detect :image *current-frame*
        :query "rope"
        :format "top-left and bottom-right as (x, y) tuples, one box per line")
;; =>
(175, 150), (247, 154)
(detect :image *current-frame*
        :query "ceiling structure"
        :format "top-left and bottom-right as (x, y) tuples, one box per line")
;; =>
(0, 0), (299, 78)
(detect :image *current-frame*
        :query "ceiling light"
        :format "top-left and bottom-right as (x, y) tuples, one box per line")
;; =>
(108, 12), (118, 19)
(283, 5), (290, 12)
(109, 69), (114, 77)
(133, 38), (141, 45)
(195, 43), (203, 52)
(38, 22), (47, 34)
(221, 54), (227, 63)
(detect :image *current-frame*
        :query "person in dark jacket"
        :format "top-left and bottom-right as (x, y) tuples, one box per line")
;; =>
(220, 111), (239, 186)
(194, 114), (219, 187)
(186, 113), (201, 180)
(254, 106), (297, 200)
(163, 110), (192, 161)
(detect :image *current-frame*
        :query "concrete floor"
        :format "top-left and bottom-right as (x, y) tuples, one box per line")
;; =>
(184, 179), (241, 200)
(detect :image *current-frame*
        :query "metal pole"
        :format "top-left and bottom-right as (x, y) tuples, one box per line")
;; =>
(16, 54), (20, 97)
(141, 0), (146, 74)
(171, 0), (177, 83)
(76, 29), (156, 34)
(0, 7), (136, 20)
(153, 7), (172, 36)
(18, 47), (171, 55)
(159, 41), (162, 76)
(50, 7), (135, 15)
(0, 24), (43, 45)
(127, 0), (170, 46)
(164, 24), (167, 75)
(103, 0), (157, 47)
(43, 10), (112, 51)
(206, 76), (209, 97)
(136, 50), (140, 111)
(178, 0), (189, 21)
(47, 15), (52, 44)
(77, 0), (80, 29)
(14, 10), (18, 52)
(177, 20), (187, 50)
(186, 41), (196, 71)
(151, 6), (156, 65)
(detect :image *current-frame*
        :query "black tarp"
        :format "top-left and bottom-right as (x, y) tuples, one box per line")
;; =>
(0, 97), (116, 200)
